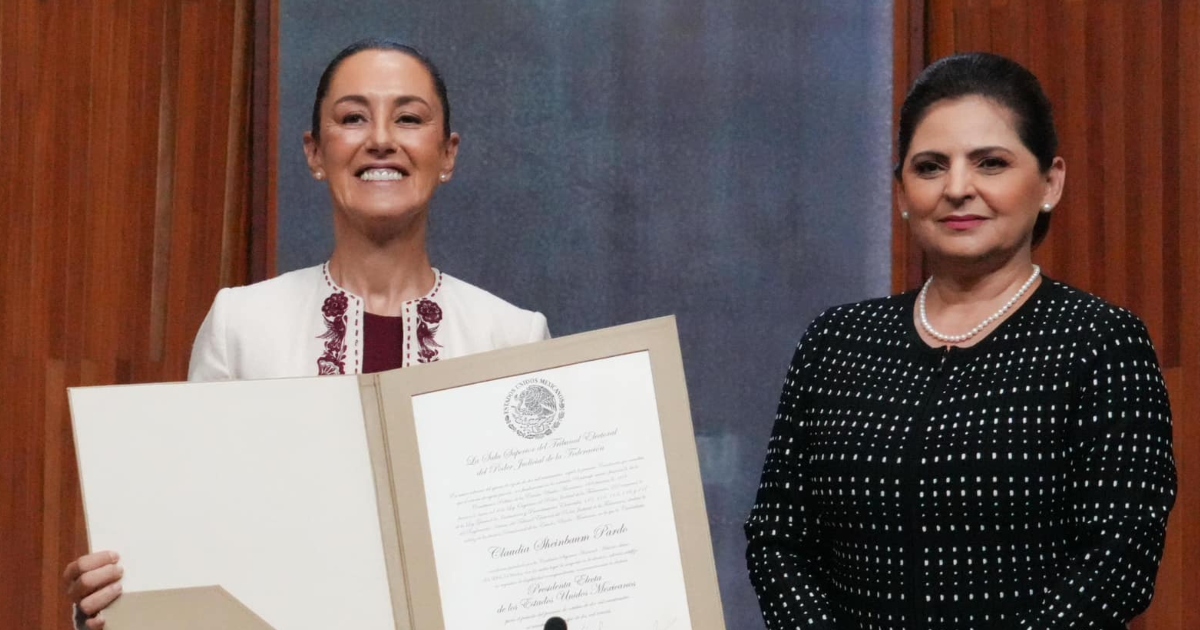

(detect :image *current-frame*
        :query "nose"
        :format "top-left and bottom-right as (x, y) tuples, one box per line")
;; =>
(365, 117), (396, 156)
(943, 159), (975, 204)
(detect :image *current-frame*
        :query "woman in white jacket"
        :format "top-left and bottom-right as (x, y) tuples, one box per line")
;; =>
(63, 38), (549, 628)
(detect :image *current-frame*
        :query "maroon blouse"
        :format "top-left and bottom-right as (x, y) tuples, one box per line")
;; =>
(362, 312), (406, 373)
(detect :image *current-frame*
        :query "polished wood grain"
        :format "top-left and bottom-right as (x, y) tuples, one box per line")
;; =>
(0, 1), (259, 627)
(894, 1), (1200, 627)
(251, 0), (279, 282)
(892, 0), (927, 291)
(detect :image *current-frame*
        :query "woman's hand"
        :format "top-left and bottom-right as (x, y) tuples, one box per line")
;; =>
(62, 550), (123, 629)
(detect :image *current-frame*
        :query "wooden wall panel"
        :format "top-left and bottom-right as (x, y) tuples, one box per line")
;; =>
(895, 1), (1200, 628)
(250, 0), (279, 282)
(892, 0), (926, 291)
(0, 1), (267, 627)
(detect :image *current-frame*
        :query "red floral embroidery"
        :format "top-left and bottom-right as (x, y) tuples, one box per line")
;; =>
(416, 298), (443, 363)
(317, 292), (349, 374)
(417, 299), (442, 323)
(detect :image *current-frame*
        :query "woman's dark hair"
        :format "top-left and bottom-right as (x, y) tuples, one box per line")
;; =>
(310, 38), (451, 141)
(896, 52), (1058, 247)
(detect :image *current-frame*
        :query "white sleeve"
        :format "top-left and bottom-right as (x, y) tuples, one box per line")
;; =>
(187, 289), (234, 382)
(528, 311), (551, 342)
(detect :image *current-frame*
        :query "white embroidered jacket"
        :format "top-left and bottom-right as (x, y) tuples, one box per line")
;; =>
(187, 263), (550, 381)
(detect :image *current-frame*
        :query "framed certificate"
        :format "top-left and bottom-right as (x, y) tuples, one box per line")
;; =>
(71, 317), (725, 630)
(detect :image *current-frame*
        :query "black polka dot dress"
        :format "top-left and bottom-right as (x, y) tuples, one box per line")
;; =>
(744, 278), (1176, 629)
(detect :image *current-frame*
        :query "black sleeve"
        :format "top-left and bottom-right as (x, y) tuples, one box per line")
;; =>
(745, 315), (841, 629)
(1011, 315), (1176, 628)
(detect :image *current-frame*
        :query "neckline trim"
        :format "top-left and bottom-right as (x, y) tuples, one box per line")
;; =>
(321, 261), (444, 306)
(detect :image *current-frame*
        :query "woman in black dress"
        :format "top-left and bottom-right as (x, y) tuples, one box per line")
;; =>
(745, 53), (1175, 629)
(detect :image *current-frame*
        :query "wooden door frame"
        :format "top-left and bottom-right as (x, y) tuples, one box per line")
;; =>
(250, 0), (279, 282)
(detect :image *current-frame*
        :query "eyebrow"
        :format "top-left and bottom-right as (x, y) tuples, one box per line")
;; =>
(331, 94), (432, 109)
(909, 146), (1016, 163)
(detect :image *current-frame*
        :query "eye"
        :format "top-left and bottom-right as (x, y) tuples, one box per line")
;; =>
(978, 156), (1010, 171)
(397, 113), (423, 125)
(340, 112), (366, 124)
(912, 160), (944, 177)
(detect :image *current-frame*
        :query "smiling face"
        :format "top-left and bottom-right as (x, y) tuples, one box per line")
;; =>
(898, 95), (1064, 269)
(303, 49), (459, 238)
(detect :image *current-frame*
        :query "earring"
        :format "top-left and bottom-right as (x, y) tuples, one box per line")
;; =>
(901, 211), (910, 221)
(1040, 203), (1053, 213)
(439, 174), (448, 182)
(314, 171), (324, 180)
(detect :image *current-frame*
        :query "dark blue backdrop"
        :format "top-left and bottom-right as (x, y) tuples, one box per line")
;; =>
(280, 2), (894, 626)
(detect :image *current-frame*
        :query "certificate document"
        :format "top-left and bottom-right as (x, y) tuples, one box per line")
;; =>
(71, 317), (724, 630)
(412, 352), (689, 629)
(373, 317), (724, 630)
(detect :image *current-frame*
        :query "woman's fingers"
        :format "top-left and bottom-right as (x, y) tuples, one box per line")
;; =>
(73, 563), (123, 602)
(66, 561), (123, 607)
(78, 579), (123, 618)
(62, 551), (119, 586)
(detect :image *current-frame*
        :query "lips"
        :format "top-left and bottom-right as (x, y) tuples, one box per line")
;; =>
(356, 165), (409, 181)
(940, 215), (987, 230)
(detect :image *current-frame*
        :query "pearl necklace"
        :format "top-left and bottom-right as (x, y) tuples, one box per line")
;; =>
(918, 265), (1041, 344)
